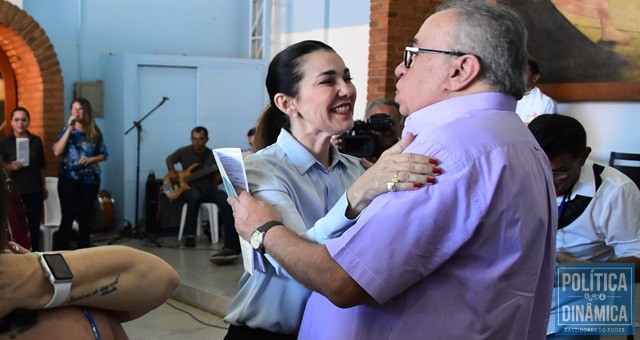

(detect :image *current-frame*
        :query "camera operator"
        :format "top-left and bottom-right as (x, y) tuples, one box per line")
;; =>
(334, 97), (403, 162)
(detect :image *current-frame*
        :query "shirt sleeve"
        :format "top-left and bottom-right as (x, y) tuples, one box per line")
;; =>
(35, 136), (46, 169)
(326, 154), (482, 304)
(603, 181), (640, 258)
(545, 98), (557, 114)
(96, 134), (108, 158)
(247, 159), (359, 277)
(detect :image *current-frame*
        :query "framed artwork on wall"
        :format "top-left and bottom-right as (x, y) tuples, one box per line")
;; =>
(509, 0), (640, 101)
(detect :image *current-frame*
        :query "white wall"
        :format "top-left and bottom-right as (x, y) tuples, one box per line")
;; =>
(282, 25), (370, 120)
(559, 102), (640, 164)
(271, 0), (370, 119)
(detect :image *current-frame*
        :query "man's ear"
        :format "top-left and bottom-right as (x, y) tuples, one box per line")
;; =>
(532, 73), (541, 84)
(579, 146), (592, 165)
(274, 93), (297, 117)
(446, 54), (481, 91)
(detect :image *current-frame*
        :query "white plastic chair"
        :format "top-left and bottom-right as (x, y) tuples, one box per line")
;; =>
(178, 203), (219, 244)
(39, 177), (78, 251)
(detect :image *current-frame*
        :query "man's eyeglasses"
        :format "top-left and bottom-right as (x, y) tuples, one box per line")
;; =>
(404, 46), (467, 68)
(552, 158), (582, 180)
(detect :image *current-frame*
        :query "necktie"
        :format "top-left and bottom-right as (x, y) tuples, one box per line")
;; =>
(557, 163), (605, 230)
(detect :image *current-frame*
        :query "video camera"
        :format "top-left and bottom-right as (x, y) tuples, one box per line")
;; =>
(340, 114), (393, 158)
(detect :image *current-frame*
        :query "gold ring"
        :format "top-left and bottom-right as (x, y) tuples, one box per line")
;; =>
(386, 173), (399, 192)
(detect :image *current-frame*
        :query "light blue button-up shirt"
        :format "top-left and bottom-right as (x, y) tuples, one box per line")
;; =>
(224, 129), (365, 333)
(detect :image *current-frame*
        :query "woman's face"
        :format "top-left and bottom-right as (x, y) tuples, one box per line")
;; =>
(71, 101), (85, 123)
(290, 51), (356, 138)
(10, 110), (30, 135)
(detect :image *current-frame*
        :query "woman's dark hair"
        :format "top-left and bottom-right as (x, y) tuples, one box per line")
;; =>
(11, 107), (31, 121)
(254, 40), (335, 151)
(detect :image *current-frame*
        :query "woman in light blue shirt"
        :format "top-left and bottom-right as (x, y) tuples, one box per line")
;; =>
(223, 40), (441, 339)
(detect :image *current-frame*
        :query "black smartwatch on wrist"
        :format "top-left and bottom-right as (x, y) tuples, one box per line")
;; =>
(37, 253), (74, 308)
(250, 221), (282, 254)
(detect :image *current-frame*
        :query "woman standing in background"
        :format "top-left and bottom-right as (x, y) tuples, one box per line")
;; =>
(0, 107), (46, 251)
(53, 98), (108, 250)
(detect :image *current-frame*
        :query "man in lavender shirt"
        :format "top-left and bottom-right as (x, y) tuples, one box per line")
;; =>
(229, 0), (557, 338)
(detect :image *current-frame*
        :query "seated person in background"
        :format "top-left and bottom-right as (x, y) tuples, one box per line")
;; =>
(0, 182), (180, 339)
(516, 59), (557, 124)
(241, 127), (256, 159)
(165, 126), (237, 257)
(528, 114), (640, 338)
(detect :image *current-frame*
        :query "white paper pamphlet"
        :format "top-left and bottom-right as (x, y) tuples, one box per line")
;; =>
(16, 138), (29, 166)
(212, 148), (265, 274)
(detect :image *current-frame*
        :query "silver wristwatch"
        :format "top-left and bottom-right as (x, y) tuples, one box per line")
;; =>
(250, 221), (282, 254)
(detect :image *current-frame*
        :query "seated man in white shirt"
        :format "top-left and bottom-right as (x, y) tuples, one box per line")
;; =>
(516, 59), (557, 124)
(528, 114), (640, 338)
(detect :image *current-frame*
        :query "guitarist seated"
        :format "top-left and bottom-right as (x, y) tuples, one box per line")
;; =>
(165, 126), (239, 256)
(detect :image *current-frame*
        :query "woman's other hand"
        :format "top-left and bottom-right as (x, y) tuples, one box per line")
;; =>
(346, 133), (442, 217)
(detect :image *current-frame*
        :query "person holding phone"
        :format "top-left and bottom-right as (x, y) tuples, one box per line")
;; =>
(52, 98), (108, 250)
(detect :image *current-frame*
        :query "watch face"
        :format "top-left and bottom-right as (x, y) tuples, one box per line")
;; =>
(42, 253), (74, 280)
(251, 231), (261, 250)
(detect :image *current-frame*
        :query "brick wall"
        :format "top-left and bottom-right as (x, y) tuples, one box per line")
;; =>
(368, 0), (442, 102)
(0, 0), (64, 176)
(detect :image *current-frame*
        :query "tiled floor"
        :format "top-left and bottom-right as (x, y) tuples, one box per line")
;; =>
(122, 298), (228, 339)
(95, 232), (638, 340)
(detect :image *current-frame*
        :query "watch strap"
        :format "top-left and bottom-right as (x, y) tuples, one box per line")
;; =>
(257, 220), (282, 233)
(255, 220), (282, 254)
(43, 281), (72, 309)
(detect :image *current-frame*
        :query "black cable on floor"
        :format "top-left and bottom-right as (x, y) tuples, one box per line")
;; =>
(164, 300), (229, 330)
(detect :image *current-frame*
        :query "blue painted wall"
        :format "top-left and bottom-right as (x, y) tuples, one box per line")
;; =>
(23, 0), (251, 110)
(18, 0), (372, 227)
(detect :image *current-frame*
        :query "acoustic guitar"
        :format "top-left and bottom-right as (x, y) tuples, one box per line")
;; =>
(162, 163), (221, 200)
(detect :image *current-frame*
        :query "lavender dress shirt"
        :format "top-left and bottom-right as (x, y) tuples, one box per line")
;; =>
(299, 92), (557, 340)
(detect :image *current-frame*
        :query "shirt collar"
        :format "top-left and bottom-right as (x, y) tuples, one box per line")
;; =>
(567, 159), (596, 200)
(276, 128), (344, 175)
(8, 132), (32, 141)
(402, 92), (517, 139)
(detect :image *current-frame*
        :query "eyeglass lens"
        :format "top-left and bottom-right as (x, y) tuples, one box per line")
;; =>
(404, 49), (412, 68)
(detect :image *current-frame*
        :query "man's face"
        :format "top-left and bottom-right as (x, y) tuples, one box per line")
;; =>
(549, 151), (587, 197)
(394, 9), (458, 116)
(523, 65), (537, 91)
(366, 103), (402, 146)
(191, 131), (208, 152)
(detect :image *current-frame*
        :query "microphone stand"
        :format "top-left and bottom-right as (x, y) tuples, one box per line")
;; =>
(109, 97), (167, 247)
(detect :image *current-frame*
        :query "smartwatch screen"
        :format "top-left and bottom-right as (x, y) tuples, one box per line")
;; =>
(43, 253), (74, 280)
